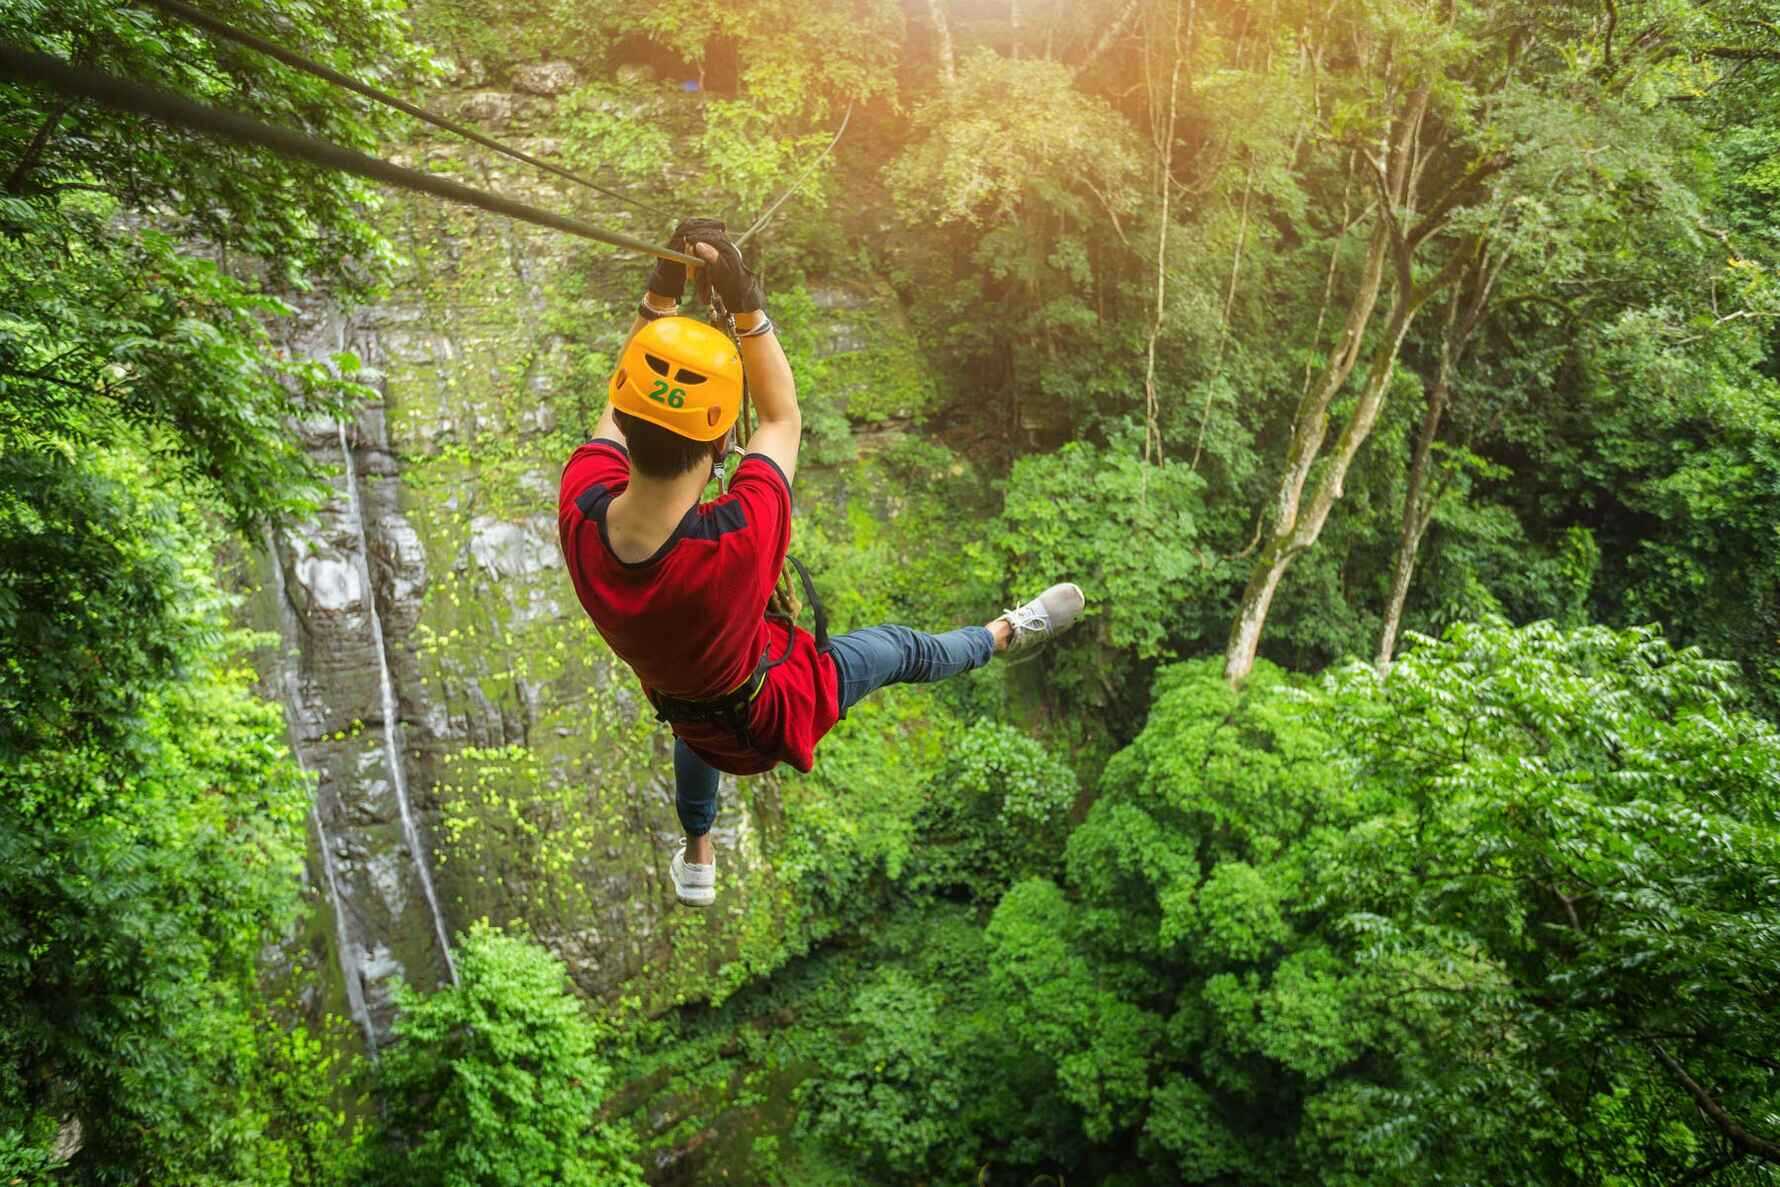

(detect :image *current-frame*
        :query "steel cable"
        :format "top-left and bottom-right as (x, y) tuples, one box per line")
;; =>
(0, 43), (701, 267)
(140, 0), (672, 217)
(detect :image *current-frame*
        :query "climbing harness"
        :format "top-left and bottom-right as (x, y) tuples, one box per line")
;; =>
(645, 556), (828, 749)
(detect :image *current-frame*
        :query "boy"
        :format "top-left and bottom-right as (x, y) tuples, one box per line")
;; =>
(558, 222), (1083, 905)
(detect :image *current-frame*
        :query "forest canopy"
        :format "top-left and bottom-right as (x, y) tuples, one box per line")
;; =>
(1, 0), (1777, 1183)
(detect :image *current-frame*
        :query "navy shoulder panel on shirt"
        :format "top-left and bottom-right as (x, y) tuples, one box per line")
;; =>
(685, 499), (747, 542)
(574, 484), (613, 519)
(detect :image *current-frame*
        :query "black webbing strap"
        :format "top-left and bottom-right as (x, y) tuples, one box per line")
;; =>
(784, 554), (828, 653)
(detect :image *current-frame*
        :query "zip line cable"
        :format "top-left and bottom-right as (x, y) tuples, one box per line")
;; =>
(0, 44), (702, 268)
(735, 102), (850, 246)
(140, 0), (672, 218)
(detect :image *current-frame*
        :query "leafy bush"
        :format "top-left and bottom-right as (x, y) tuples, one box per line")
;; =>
(368, 922), (644, 1187)
(978, 436), (1219, 715)
(908, 720), (1078, 901)
(792, 912), (1074, 1185)
(984, 621), (1780, 1185)
(0, 462), (325, 1183)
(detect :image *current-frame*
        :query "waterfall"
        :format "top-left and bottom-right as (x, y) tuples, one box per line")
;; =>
(261, 525), (379, 1054)
(336, 420), (459, 985)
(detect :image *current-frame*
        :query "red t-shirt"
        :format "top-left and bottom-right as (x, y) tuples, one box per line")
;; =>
(557, 438), (839, 775)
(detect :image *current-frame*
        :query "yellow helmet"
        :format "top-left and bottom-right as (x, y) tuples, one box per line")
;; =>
(609, 316), (744, 442)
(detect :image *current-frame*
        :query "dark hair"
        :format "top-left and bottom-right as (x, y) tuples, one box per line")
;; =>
(613, 410), (720, 479)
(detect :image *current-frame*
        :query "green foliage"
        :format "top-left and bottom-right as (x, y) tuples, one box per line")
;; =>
(8, 1), (1780, 1184)
(1, 0), (423, 524)
(886, 50), (1141, 231)
(981, 436), (1220, 714)
(1, 4), (419, 1180)
(0, 455), (193, 758)
(0, 463), (325, 1183)
(253, 1009), (368, 1187)
(369, 922), (644, 1187)
(0, 195), (371, 528)
(907, 720), (1078, 902)
(618, 904), (1073, 1187)
(557, 81), (681, 187)
(980, 620), (1780, 1185)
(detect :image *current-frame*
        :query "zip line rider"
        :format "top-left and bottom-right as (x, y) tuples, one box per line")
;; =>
(557, 220), (1085, 907)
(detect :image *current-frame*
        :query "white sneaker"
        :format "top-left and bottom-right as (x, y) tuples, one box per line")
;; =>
(670, 846), (715, 908)
(998, 582), (1086, 659)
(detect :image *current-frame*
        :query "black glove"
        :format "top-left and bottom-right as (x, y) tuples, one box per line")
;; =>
(646, 217), (726, 303)
(686, 229), (765, 315)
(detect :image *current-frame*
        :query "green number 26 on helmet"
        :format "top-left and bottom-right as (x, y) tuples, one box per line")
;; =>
(610, 317), (744, 442)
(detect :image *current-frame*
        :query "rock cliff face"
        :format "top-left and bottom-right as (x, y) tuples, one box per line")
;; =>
(249, 78), (935, 1044)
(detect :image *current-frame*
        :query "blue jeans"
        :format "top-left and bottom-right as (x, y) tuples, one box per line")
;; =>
(674, 624), (994, 837)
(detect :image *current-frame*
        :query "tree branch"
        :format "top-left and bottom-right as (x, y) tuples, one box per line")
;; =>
(1675, 1152), (1744, 1187)
(5, 99), (72, 195)
(1408, 240), (1481, 315)
(1360, 151), (1415, 301)
(1073, 0), (1141, 74)
(1651, 1044), (1780, 1166)
(1700, 46), (1780, 61)
(1406, 153), (1511, 251)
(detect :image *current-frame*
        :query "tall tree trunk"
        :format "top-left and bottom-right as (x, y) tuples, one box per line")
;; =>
(1376, 246), (1501, 672)
(1223, 78), (1474, 683)
(1375, 348), (1452, 674)
(1143, 0), (1191, 465)
(928, 0), (957, 84)
(1076, 0), (1141, 74)
(1192, 155), (1254, 471)
(1226, 280), (1420, 680)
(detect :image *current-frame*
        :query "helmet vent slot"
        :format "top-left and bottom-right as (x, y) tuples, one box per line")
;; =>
(615, 368), (627, 389)
(643, 353), (670, 376)
(674, 368), (707, 385)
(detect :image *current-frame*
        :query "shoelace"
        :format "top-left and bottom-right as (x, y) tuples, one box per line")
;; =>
(1001, 601), (1052, 649)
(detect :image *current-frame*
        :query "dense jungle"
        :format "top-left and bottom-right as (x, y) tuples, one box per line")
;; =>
(3, 0), (1780, 1183)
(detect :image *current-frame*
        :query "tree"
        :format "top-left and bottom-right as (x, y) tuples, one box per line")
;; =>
(2, 2), (426, 1178)
(368, 923), (644, 1187)
(884, 48), (1145, 446)
(980, 437), (1214, 713)
(1221, 0), (1506, 682)
(987, 621), (1780, 1183)
(0, 461), (329, 1182)
(1372, 0), (1780, 675)
(1223, 0), (1780, 682)
(1, 0), (426, 524)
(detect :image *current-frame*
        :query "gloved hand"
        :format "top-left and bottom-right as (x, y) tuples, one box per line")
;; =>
(646, 217), (726, 303)
(686, 230), (765, 315)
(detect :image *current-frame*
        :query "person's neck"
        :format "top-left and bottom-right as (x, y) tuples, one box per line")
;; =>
(605, 463), (712, 564)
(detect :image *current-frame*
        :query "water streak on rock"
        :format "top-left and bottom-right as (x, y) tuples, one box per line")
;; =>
(262, 525), (380, 1053)
(336, 420), (458, 985)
